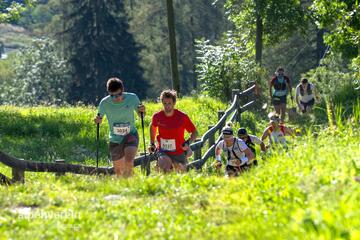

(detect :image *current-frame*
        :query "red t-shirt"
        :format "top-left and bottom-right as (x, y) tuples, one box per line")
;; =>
(151, 109), (196, 155)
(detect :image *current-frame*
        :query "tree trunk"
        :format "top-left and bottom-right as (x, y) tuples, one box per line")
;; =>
(255, 11), (263, 65)
(166, 0), (180, 93)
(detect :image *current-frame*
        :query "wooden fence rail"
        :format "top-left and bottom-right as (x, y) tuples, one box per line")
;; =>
(0, 85), (256, 184)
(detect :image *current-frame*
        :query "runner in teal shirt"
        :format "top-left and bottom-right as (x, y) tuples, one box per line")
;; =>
(94, 77), (145, 177)
(98, 92), (140, 143)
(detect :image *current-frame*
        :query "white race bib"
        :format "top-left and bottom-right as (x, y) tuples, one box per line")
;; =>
(113, 123), (130, 136)
(160, 138), (176, 152)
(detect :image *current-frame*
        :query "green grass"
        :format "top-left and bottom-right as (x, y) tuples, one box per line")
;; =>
(0, 123), (359, 239)
(0, 97), (359, 239)
(0, 97), (226, 164)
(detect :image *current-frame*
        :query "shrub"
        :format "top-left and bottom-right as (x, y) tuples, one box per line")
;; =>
(1, 38), (71, 105)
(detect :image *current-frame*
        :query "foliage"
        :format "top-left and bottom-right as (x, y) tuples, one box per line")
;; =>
(0, 52), (15, 93)
(18, 2), (54, 33)
(123, 0), (229, 96)
(303, 52), (360, 112)
(195, 33), (266, 101)
(262, 28), (320, 85)
(0, 0), (33, 23)
(0, 121), (359, 239)
(310, 0), (359, 60)
(59, 0), (148, 104)
(0, 38), (71, 105)
(225, 0), (306, 62)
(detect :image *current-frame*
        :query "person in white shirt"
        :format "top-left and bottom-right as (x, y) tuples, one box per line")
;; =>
(214, 124), (255, 177)
(295, 78), (318, 113)
(261, 113), (294, 149)
(237, 128), (266, 164)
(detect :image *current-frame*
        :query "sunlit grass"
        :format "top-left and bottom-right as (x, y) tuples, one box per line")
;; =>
(0, 97), (227, 163)
(0, 124), (359, 239)
(1, 97), (359, 239)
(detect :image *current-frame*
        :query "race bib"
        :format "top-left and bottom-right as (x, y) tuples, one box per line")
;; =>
(160, 138), (176, 152)
(113, 123), (130, 136)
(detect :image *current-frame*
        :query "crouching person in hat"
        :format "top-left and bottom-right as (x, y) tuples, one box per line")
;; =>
(214, 123), (255, 177)
(237, 127), (266, 165)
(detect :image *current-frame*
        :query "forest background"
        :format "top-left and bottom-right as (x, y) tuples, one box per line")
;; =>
(0, 0), (358, 106)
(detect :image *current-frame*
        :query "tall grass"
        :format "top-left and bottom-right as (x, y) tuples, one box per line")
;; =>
(0, 97), (226, 163)
(0, 123), (359, 239)
(325, 96), (335, 130)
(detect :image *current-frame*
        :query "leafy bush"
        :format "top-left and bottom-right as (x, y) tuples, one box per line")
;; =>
(1, 38), (71, 105)
(303, 52), (359, 107)
(0, 52), (15, 102)
(195, 33), (266, 102)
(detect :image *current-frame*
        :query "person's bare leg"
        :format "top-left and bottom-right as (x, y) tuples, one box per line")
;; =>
(113, 158), (123, 177)
(274, 104), (281, 116)
(123, 146), (137, 177)
(173, 162), (186, 173)
(280, 103), (286, 122)
(307, 105), (312, 113)
(158, 155), (173, 173)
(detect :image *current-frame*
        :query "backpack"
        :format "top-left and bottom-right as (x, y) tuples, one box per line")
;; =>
(273, 76), (288, 91)
(244, 137), (255, 154)
(299, 83), (312, 96)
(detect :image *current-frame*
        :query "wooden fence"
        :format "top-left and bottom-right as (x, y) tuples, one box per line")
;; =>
(0, 85), (256, 184)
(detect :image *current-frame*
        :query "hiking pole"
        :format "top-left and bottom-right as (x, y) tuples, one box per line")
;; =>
(96, 113), (100, 168)
(140, 111), (150, 176)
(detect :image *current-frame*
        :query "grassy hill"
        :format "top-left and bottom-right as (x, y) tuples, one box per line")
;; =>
(0, 97), (227, 164)
(0, 24), (33, 50)
(0, 97), (359, 239)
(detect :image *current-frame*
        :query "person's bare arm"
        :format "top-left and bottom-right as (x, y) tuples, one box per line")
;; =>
(244, 148), (255, 161)
(189, 129), (198, 144)
(260, 142), (266, 152)
(261, 128), (269, 142)
(149, 125), (156, 145)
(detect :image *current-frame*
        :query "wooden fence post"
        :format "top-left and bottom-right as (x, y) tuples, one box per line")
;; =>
(217, 110), (225, 134)
(208, 125), (215, 148)
(0, 172), (12, 185)
(194, 138), (202, 160)
(12, 168), (24, 183)
(232, 89), (241, 123)
(232, 89), (239, 101)
(55, 159), (66, 178)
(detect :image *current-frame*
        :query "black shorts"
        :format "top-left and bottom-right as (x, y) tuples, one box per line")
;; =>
(272, 95), (287, 105)
(109, 132), (139, 160)
(225, 161), (258, 176)
(300, 98), (315, 112)
(225, 165), (246, 176)
(158, 152), (187, 165)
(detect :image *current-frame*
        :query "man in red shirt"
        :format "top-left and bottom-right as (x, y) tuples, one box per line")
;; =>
(149, 90), (198, 173)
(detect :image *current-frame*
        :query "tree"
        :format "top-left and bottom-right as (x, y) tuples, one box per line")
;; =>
(123, 0), (228, 96)
(1, 38), (71, 105)
(226, 0), (305, 64)
(310, 0), (359, 60)
(195, 33), (265, 101)
(0, 0), (33, 23)
(61, 0), (148, 104)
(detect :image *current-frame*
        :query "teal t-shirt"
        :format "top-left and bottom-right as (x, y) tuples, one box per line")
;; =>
(98, 92), (141, 143)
